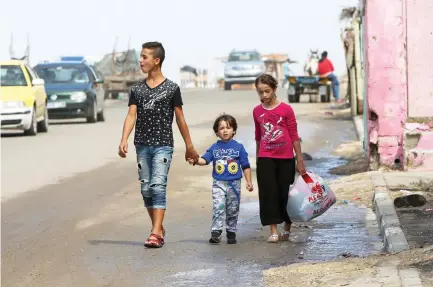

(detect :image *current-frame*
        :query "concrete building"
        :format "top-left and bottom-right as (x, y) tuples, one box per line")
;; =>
(361, 0), (433, 171)
(179, 65), (197, 89)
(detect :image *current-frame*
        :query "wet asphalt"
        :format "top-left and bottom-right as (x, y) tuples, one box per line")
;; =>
(1, 90), (383, 287)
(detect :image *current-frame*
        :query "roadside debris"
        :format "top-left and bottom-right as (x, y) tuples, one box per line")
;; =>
(302, 153), (313, 160)
(394, 193), (427, 208)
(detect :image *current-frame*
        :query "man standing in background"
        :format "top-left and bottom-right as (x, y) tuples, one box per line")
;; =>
(318, 51), (343, 104)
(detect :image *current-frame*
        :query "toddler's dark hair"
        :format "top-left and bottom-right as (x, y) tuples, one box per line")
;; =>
(213, 114), (238, 134)
(255, 73), (278, 90)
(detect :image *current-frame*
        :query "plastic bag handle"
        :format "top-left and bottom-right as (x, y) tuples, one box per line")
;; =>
(301, 173), (314, 184)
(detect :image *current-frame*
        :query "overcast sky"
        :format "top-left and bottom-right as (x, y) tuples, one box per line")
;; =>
(1, 0), (358, 83)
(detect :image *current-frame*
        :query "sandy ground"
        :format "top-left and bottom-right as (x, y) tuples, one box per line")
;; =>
(264, 245), (433, 287)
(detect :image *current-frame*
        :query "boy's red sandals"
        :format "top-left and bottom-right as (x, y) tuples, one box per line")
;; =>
(144, 233), (164, 248)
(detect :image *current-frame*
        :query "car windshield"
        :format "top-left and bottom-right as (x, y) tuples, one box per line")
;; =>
(228, 51), (261, 62)
(34, 65), (90, 84)
(0, 65), (27, 87)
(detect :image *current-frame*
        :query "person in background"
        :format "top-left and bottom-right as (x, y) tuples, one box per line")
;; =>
(318, 51), (343, 104)
(281, 59), (291, 88)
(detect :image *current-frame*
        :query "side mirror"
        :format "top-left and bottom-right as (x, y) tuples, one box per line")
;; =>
(32, 78), (45, 86)
(94, 78), (104, 84)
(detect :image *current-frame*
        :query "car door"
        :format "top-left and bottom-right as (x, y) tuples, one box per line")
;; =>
(24, 65), (45, 117)
(87, 66), (104, 112)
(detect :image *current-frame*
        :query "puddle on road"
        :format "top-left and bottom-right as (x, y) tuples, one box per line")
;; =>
(234, 123), (383, 268)
(168, 265), (263, 287)
(300, 205), (383, 262)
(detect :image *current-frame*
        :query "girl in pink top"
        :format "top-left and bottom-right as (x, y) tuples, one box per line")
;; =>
(253, 74), (306, 243)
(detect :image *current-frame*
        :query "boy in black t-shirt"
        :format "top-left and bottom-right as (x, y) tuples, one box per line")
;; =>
(118, 41), (199, 248)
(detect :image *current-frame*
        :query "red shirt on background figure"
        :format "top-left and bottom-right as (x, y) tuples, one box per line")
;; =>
(317, 57), (334, 77)
(317, 51), (343, 103)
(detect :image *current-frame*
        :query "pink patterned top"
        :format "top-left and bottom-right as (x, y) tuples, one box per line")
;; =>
(253, 102), (300, 159)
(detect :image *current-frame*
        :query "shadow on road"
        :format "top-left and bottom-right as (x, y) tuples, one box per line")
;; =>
(48, 120), (89, 125)
(1, 132), (24, 138)
(88, 240), (144, 247)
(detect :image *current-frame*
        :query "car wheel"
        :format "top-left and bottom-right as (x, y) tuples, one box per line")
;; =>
(288, 94), (296, 103)
(24, 107), (37, 136)
(224, 82), (232, 91)
(289, 93), (300, 103)
(37, 105), (49, 132)
(97, 107), (105, 122)
(86, 101), (97, 123)
(320, 94), (327, 103)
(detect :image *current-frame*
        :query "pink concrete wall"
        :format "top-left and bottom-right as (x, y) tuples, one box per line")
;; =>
(365, 0), (408, 167)
(406, 0), (433, 117)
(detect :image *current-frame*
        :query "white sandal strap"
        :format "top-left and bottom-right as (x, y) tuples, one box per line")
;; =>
(268, 234), (279, 242)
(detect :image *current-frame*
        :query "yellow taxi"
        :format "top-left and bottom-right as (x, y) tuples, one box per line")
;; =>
(0, 60), (49, 135)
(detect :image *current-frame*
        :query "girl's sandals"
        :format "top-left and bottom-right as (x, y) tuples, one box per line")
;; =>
(267, 234), (280, 243)
(150, 228), (166, 237)
(144, 233), (164, 248)
(279, 229), (290, 241)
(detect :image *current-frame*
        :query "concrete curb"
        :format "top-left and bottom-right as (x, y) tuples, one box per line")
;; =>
(370, 176), (425, 286)
(370, 171), (410, 254)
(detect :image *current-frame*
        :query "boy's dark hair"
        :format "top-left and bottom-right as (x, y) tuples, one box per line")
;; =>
(255, 73), (278, 90)
(213, 114), (238, 135)
(142, 41), (165, 66)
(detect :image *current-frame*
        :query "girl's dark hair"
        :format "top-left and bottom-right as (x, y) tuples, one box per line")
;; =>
(255, 73), (278, 90)
(213, 114), (238, 134)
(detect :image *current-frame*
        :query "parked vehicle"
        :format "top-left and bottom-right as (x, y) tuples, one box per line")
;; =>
(0, 60), (49, 135)
(93, 49), (145, 99)
(223, 50), (266, 90)
(33, 57), (105, 123)
(287, 76), (332, 103)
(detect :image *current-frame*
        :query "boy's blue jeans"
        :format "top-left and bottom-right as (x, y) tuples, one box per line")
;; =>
(136, 145), (173, 209)
(328, 73), (340, 100)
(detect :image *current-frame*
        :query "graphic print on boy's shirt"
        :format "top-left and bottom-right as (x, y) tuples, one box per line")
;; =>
(201, 140), (250, 181)
(143, 90), (168, 110)
(128, 79), (183, 147)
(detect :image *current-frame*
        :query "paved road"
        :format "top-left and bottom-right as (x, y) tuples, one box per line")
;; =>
(1, 89), (382, 286)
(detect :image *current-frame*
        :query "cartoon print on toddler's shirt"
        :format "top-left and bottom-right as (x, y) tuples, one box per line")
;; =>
(214, 148), (240, 175)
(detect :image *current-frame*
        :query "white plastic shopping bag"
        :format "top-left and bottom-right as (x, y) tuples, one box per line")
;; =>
(287, 172), (336, 222)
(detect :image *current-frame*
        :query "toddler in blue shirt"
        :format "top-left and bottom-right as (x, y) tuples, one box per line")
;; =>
(188, 114), (253, 244)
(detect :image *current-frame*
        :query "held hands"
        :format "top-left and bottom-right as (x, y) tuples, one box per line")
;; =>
(185, 146), (199, 166)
